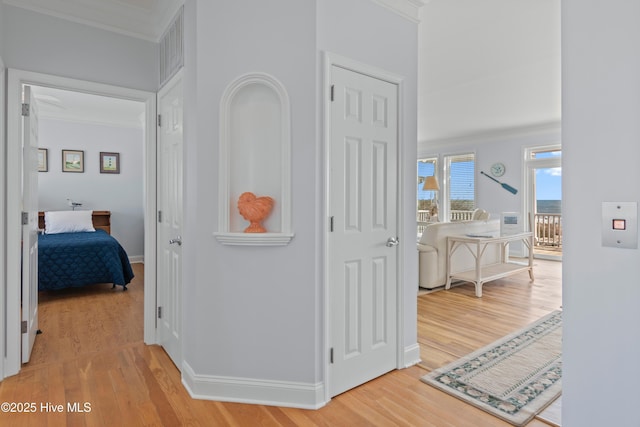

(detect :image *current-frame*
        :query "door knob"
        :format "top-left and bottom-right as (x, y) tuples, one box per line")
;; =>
(169, 236), (182, 246)
(386, 237), (399, 247)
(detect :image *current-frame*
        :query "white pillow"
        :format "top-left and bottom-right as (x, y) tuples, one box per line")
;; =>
(45, 210), (95, 234)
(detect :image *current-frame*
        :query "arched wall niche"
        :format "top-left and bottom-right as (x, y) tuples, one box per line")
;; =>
(214, 72), (293, 246)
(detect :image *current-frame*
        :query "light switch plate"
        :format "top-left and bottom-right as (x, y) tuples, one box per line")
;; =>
(602, 202), (638, 249)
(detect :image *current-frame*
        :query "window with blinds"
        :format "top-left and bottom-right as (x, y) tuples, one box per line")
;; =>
(445, 153), (475, 221)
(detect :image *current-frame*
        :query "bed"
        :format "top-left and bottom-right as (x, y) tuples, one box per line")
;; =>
(38, 210), (135, 291)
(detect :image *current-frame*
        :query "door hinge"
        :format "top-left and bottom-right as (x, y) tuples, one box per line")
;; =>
(330, 216), (334, 232)
(22, 211), (29, 225)
(330, 85), (334, 102)
(330, 347), (334, 364)
(157, 306), (162, 319)
(158, 210), (162, 223)
(21, 103), (30, 117)
(157, 114), (162, 127)
(21, 320), (27, 334)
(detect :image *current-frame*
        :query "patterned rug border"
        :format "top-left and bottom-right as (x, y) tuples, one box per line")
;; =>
(421, 310), (562, 426)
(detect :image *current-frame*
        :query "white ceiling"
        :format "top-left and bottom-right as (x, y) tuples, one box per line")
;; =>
(419, 0), (561, 143)
(5, 0), (561, 143)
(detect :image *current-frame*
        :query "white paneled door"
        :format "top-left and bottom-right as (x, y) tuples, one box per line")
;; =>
(328, 65), (399, 397)
(22, 85), (39, 363)
(157, 70), (184, 369)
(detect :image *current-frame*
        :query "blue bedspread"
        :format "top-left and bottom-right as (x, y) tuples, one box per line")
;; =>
(38, 230), (134, 291)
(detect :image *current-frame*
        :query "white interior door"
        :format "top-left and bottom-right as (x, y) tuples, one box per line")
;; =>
(328, 65), (399, 397)
(157, 71), (184, 368)
(21, 85), (39, 363)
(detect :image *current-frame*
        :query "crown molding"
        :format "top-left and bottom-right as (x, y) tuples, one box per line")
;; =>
(3, 0), (183, 42)
(370, 0), (426, 23)
(420, 121), (562, 151)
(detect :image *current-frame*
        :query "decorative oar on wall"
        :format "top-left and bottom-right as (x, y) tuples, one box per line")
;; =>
(480, 171), (518, 194)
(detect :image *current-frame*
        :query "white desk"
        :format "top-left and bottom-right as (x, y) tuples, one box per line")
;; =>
(446, 232), (534, 297)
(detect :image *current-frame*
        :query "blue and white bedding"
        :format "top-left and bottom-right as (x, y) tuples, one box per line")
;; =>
(38, 230), (134, 291)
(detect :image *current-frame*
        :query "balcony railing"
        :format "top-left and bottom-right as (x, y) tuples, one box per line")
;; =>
(450, 210), (475, 221)
(417, 210), (431, 236)
(534, 213), (562, 251)
(417, 209), (475, 235)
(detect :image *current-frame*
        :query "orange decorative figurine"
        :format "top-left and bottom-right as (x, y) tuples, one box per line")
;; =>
(237, 192), (275, 233)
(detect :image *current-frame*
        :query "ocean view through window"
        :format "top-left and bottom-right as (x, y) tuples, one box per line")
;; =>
(527, 146), (562, 257)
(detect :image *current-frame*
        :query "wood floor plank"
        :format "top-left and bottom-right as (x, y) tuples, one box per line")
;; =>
(0, 260), (562, 426)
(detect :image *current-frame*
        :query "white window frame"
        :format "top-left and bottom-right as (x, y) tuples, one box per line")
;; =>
(523, 144), (562, 228)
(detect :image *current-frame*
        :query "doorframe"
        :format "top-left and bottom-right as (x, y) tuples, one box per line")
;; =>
(523, 143), (562, 261)
(322, 52), (406, 402)
(4, 69), (158, 377)
(0, 57), (6, 380)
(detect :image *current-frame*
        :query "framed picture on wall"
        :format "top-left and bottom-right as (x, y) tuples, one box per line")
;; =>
(100, 152), (120, 174)
(38, 148), (48, 172)
(62, 149), (84, 173)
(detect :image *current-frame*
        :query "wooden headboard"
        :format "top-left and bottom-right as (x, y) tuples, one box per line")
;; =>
(38, 210), (111, 234)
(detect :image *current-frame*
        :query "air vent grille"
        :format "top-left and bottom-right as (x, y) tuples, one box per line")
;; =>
(160, 6), (184, 87)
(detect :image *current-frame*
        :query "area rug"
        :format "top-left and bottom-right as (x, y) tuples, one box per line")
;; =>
(421, 310), (562, 426)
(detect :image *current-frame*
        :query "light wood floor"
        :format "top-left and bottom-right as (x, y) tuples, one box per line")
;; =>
(0, 260), (562, 426)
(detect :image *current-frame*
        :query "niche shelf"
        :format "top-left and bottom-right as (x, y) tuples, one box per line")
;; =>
(214, 72), (294, 246)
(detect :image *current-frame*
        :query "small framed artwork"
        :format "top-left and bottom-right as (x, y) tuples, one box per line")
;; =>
(62, 149), (84, 173)
(38, 148), (48, 172)
(100, 152), (120, 174)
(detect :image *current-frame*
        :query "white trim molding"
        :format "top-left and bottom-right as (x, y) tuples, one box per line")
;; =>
(182, 362), (327, 409)
(403, 343), (422, 368)
(420, 121), (562, 152)
(370, 0), (426, 23)
(3, 0), (185, 42)
(0, 59), (6, 380)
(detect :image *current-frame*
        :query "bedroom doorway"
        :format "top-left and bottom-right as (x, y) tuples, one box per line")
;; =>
(4, 69), (158, 377)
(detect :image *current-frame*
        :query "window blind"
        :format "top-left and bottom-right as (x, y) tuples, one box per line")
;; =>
(447, 153), (475, 215)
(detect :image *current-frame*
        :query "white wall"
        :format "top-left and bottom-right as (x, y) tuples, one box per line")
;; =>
(182, 0), (419, 406)
(562, 1), (640, 425)
(420, 124), (561, 221)
(0, 1), (4, 57)
(183, 0), (319, 386)
(2, 5), (158, 92)
(37, 118), (144, 259)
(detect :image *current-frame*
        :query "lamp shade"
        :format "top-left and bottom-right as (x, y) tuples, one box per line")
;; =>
(422, 175), (440, 191)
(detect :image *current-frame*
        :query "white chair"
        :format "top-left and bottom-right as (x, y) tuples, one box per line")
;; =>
(471, 208), (490, 221)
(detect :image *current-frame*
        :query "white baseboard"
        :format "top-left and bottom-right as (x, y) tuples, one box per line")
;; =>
(182, 362), (328, 409)
(129, 255), (144, 264)
(403, 343), (421, 368)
